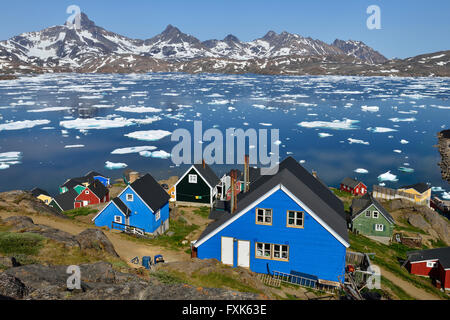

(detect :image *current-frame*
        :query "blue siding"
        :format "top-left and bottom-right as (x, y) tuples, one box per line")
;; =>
(196, 189), (347, 282)
(94, 202), (125, 229)
(94, 176), (110, 187)
(118, 186), (169, 233)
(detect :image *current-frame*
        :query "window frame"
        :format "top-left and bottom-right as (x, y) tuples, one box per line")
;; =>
(126, 193), (134, 202)
(155, 210), (161, 221)
(372, 211), (379, 219)
(114, 215), (122, 224)
(426, 261), (437, 268)
(255, 208), (273, 226)
(375, 224), (384, 231)
(255, 242), (289, 262)
(365, 210), (371, 217)
(188, 174), (198, 184)
(286, 210), (304, 229)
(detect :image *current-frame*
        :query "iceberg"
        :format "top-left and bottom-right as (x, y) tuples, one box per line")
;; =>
(151, 150), (171, 159)
(367, 127), (398, 133)
(354, 168), (369, 174)
(112, 146), (157, 155)
(298, 119), (359, 130)
(27, 107), (72, 113)
(116, 106), (162, 113)
(361, 105), (379, 112)
(348, 138), (369, 145)
(398, 167), (414, 173)
(124, 130), (172, 141)
(64, 145), (85, 149)
(389, 117), (416, 123)
(400, 139), (409, 144)
(378, 171), (398, 182)
(0, 119), (51, 131)
(60, 117), (135, 130)
(105, 161), (128, 170)
(318, 133), (333, 138)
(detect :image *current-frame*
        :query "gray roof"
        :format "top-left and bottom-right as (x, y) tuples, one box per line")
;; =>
(196, 157), (348, 246)
(351, 193), (395, 224)
(130, 173), (170, 212)
(52, 189), (78, 211)
(407, 247), (450, 268)
(87, 181), (109, 199)
(341, 177), (363, 189)
(400, 183), (430, 194)
(30, 187), (50, 198)
(112, 197), (131, 216)
(193, 163), (220, 188)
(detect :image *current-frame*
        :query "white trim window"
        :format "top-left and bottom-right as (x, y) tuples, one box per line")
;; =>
(155, 210), (161, 221)
(126, 194), (134, 202)
(287, 210), (304, 228)
(256, 208), (272, 225)
(375, 224), (384, 232)
(426, 261), (437, 268)
(365, 210), (371, 217)
(256, 242), (272, 258)
(256, 242), (289, 261)
(114, 215), (122, 224)
(372, 211), (379, 219)
(188, 174), (198, 183)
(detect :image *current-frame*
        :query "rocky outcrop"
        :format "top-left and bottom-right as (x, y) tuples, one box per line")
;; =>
(0, 273), (28, 299)
(75, 229), (119, 257)
(0, 190), (64, 218)
(1, 262), (260, 300)
(437, 130), (450, 183)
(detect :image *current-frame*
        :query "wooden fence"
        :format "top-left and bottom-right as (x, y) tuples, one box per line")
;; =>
(372, 185), (428, 206)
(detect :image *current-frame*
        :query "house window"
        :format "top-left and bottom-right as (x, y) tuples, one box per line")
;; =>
(256, 208), (272, 225)
(426, 261), (437, 268)
(126, 194), (134, 202)
(86, 190), (90, 194)
(365, 211), (371, 217)
(255, 242), (289, 261)
(362, 188), (365, 194)
(287, 210), (304, 228)
(114, 215), (122, 224)
(189, 174), (197, 183)
(155, 210), (160, 221)
(372, 211), (379, 219)
(255, 242), (272, 259)
(375, 224), (384, 231)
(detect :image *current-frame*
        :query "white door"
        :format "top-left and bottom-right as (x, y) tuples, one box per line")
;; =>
(237, 240), (250, 268)
(221, 237), (234, 266)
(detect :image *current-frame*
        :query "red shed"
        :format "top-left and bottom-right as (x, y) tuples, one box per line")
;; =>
(74, 181), (109, 208)
(340, 177), (367, 196)
(406, 247), (450, 291)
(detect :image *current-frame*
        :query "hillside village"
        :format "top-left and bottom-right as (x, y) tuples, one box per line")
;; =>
(1, 156), (449, 300)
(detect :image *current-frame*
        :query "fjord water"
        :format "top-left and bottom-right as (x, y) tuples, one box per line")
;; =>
(0, 73), (448, 198)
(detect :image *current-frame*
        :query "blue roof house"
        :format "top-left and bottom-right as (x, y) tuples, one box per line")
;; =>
(192, 157), (350, 286)
(92, 174), (170, 235)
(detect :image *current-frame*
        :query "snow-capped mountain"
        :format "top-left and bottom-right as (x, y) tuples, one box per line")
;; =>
(1, 12), (448, 77)
(332, 39), (388, 64)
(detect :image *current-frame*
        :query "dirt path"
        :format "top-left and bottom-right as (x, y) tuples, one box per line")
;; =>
(379, 267), (441, 300)
(0, 211), (190, 267)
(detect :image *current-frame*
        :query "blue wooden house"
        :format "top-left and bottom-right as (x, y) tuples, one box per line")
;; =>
(92, 173), (170, 235)
(191, 157), (350, 285)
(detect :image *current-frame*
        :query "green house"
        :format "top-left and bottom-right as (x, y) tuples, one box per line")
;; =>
(351, 193), (395, 240)
(174, 162), (219, 207)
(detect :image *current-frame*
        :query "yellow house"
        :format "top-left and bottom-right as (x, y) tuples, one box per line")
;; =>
(31, 187), (53, 206)
(398, 183), (431, 206)
(168, 186), (175, 202)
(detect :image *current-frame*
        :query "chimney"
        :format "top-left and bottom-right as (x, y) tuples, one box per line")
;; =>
(312, 170), (317, 179)
(129, 172), (139, 184)
(230, 170), (238, 213)
(244, 155), (249, 193)
(202, 159), (205, 169)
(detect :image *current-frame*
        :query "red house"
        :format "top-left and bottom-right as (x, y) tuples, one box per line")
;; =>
(405, 247), (450, 290)
(74, 181), (109, 208)
(340, 177), (367, 196)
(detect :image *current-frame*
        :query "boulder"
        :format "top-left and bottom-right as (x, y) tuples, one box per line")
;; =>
(0, 273), (28, 299)
(406, 213), (431, 231)
(75, 229), (119, 257)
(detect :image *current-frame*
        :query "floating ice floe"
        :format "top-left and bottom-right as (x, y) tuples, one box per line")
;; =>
(348, 138), (369, 145)
(124, 130), (172, 141)
(299, 160), (306, 164)
(318, 133), (333, 138)
(60, 117), (135, 130)
(393, 149), (402, 153)
(442, 192), (450, 200)
(111, 146), (157, 155)
(431, 186), (445, 192)
(0, 119), (51, 131)
(0, 151), (22, 169)
(105, 161), (128, 170)
(151, 150), (171, 159)
(354, 168), (369, 174)
(259, 123), (272, 126)
(378, 171), (398, 182)
(389, 117), (416, 123)
(139, 151), (152, 157)
(27, 107), (72, 113)
(64, 145), (85, 149)
(398, 167), (414, 173)
(400, 139), (409, 144)
(361, 105), (379, 112)
(367, 127), (398, 133)
(116, 106), (162, 113)
(298, 119), (359, 130)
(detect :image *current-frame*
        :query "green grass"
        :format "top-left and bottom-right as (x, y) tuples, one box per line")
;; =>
(193, 206), (210, 219)
(63, 207), (98, 219)
(380, 277), (414, 300)
(0, 231), (45, 256)
(330, 188), (354, 198)
(349, 232), (449, 300)
(152, 270), (185, 284)
(120, 218), (198, 250)
(430, 239), (448, 248)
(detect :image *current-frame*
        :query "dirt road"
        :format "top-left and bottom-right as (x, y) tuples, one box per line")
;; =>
(0, 211), (191, 267)
(379, 266), (442, 300)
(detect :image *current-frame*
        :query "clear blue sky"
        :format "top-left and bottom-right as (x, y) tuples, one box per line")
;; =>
(0, 0), (449, 59)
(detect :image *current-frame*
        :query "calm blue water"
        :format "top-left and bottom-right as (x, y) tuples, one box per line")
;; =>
(0, 73), (449, 198)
